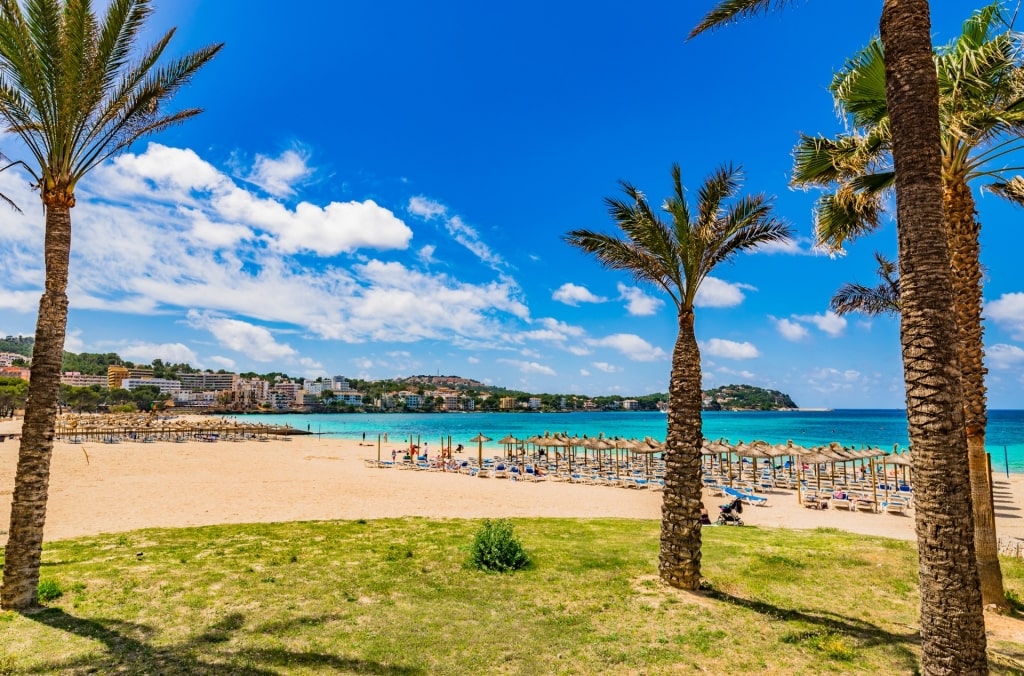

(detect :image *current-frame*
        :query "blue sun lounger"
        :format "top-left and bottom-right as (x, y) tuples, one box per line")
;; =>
(723, 486), (768, 506)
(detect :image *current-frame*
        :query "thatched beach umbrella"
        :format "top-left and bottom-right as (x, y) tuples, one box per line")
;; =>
(498, 434), (519, 462)
(469, 433), (492, 467)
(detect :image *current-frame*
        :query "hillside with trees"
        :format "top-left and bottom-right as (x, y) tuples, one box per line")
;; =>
(703, 384), (797, 411)
(5, 336), (799, 412)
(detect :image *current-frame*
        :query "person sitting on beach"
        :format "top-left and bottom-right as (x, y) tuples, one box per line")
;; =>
(700, 506), (711, 525)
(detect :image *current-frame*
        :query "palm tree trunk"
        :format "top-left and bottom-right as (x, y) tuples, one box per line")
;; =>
(659, 309), (703, 590)
(1, 203), (72, 611)
(943, 177), (1007, 611)
(880, 1), (987, 673)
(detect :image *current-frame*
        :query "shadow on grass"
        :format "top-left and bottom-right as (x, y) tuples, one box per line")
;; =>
(702, 588), (920, 671)
(23, 607), (424, 675)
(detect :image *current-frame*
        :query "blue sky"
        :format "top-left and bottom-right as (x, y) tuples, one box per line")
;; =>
(0, 1), (1022, 409)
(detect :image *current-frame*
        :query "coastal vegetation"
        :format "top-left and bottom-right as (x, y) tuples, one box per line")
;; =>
(10, 335), (801, 414)
(0, 0), (223, 611)
(703, 384), (797, 411)
(566, 163), (792, 590)
(792, 3), (1021, 609)
(0, 519), (1021, 674)
(695, 1), (989, 672)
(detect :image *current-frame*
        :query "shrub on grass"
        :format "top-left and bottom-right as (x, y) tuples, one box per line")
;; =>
(37, 579), (63, 603)
(469, 519), (530, 573)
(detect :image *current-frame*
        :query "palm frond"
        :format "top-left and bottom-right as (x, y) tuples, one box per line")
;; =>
(831, 38), (887, 127)
(830, 282), (901, 316)
(984, 175), (1024, 204)
(0, 0), (222, 196)
(567, 163), (784, 312)
(564, 228), (679, 306)
(689, 0), (795, 38)
(813, 186), (883, 251)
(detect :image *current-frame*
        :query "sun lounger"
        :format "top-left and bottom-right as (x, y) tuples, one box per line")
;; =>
(724, 486), (768, 506)
(881, 498), (909, 515)
(830, 492), (854, 510)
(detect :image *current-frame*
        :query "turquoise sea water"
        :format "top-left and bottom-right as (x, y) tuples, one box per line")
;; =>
(232, 409), (1024, 473)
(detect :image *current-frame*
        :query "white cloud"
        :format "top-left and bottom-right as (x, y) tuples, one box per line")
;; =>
(119, 341), (200, 365)
(467, 356), (480, 364)
(567, 345), (592, 356)
(757, 235), (815, 255)
(579, 369), (591, 376)
(352, 357), (374, 370)
(794, 311), (847, 337)
(409, 196), (503, 268)
(247, 149), (312, 198)
(208, 355), (236, 369)
(771, 316), (809, 342)
(498, 358), (556, 376)
(617, 283), (663, 316)
(716, 366), (755, 379)
(988, 292), (1024, 340)
(0, 145), (540, 367)
(415, 245), (436, 265)
(586, 333), (668, 361)
(408, 196), (447, 220)
(552, 283), (608, 306)
(694, 277), (754, 308)
(63, 329), (85, 354)
(702, 338), (760, 360)
(186, 310), (297, 361)
(592, 361), (621, 373)
(987, 343), (1024, 370)
(539, 317), (586, 337)
(518, 317), (587, 346)
(807, 367), (864, 393)
(97, 143), (414, 257)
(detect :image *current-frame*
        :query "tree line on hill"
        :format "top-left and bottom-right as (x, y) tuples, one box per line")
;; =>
(3, 337), (798, 413)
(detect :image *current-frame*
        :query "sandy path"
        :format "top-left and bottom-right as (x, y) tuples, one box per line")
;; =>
(0, 420), (1022, 546)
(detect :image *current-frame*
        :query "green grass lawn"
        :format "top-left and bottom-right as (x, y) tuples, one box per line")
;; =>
(1, 519), (1022, 674)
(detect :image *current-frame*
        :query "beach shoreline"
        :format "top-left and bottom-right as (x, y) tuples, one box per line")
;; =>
(1, 417), (1022, 547)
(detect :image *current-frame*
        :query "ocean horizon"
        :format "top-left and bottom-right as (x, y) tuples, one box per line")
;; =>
(230, 408), (1024, 474)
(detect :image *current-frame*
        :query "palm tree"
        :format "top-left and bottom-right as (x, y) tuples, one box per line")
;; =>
(829, 252), (901, 317)
(792, 3), (1017, 610)
(565, 163), (791, 589)
(693, 1), (988, 672)
(0, 0), (222, 611)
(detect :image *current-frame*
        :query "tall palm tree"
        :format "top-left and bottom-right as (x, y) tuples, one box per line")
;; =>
(693, 1), (988, 673)
(0, 0), (222, 611)
(792, 3), (1018, 609)
(829, 252), (901, 317)
(565, 163), (791, 589)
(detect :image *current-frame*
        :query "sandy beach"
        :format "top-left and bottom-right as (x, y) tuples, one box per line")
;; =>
(1, 416), (1022, 547)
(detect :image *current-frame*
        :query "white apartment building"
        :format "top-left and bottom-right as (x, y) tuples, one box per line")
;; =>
(173, 390), (220, 407)
(400, 392), (422, 409)
(122, 377), (182, 394)
(60, 372), (109, 388)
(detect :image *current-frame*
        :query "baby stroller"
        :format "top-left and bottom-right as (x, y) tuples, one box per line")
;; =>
(717, 497), (744, 526)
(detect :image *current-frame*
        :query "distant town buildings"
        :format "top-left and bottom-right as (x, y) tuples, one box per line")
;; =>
(0, 352), (25, 367)
(61, 372), (109, 388)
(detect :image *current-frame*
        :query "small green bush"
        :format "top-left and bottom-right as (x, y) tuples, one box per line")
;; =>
(37, 579), (63, 603)
(469, 519), (530, 573)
